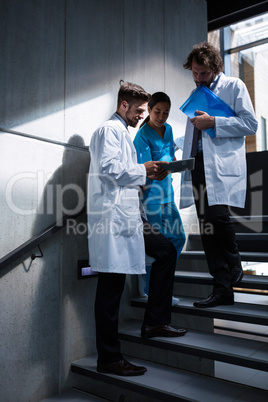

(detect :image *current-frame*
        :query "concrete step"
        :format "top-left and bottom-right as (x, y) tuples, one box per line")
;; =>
(42, 388), (109, 401)
(71, 354), (268, 402)
(174, 271), (268, 291)
(118, 319), (268, 372)
(187, 233), (268, 253)
(179, 250), (268, 262)
(131, 296), (268, 326)
(230, 215), (268, 233)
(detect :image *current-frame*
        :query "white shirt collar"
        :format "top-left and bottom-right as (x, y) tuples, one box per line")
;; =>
(209, 72), (222, 91)
(114, 112), (128, 129)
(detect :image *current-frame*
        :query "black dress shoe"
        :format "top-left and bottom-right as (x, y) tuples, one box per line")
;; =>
(141, 323), (187, 339)
(97, 358), (147, 376)
(193, 293), (234, 308)
(231, 268), (244, 286)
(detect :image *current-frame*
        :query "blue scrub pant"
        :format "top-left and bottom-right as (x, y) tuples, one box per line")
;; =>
(143, 201), (186, 294)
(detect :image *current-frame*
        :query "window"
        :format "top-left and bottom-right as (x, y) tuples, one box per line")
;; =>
(261, 116), (267, 150)
(208, 12), (268, 153)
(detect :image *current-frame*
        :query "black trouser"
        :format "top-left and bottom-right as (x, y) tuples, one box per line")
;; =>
(191, 152), (242, 296)
(95, 217), (177, 364)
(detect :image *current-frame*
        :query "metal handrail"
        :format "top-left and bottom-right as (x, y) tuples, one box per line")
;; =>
(1, 127), (89, 272)
(0, 204), (86, 272)
(0, 127), (89, 153)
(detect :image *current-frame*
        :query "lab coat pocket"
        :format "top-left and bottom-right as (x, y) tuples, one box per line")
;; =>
(112, 204), (141, 237)
(215, 152), (241, 177)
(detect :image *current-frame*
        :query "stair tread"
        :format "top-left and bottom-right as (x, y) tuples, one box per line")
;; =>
(174, 271), (268, 289)
(42, 389), (108, 401)
(188, 233), (268, 239)
(118, 319), (268, 371)
(179, 250), (268, 262)
(131, 296), (268, 325)
(229, 215), (268, 233)
(71, 355), (268, 401)
(231, 215), (268, 221)
(186, 233), (268, 253)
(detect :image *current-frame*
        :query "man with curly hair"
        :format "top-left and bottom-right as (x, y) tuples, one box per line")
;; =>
(180, 42), (258, 308)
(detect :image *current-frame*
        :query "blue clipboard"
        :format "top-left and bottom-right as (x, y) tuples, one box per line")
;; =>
(179, 84), (236, 138)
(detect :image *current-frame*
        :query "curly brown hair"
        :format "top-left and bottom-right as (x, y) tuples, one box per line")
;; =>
(183, 42), (224, 74)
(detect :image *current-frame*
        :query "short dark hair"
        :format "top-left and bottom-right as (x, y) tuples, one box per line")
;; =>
(183, 42), (224, 74)
(117, 82), (150, 109)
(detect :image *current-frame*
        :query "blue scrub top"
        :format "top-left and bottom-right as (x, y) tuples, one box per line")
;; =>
(133, 122), (175, 205)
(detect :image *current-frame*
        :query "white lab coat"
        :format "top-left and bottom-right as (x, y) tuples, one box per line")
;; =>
(87, 113), (147, 274)
(180, 73), (258, 209)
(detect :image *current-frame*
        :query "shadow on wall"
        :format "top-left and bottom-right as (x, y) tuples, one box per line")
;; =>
(33, 134), (90, 235)
(26, 135), (93, 398)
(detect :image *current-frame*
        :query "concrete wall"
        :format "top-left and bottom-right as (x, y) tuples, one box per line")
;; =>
(0, 0), (207, 400)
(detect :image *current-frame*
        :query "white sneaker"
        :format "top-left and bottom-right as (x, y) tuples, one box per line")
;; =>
(172, 296), (180, 306)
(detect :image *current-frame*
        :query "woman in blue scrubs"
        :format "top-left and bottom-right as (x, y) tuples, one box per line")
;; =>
(134, 92), (186, 304)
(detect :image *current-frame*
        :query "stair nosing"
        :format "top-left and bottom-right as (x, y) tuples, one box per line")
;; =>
(173, 271), (268, 290)
(179, 250), (268, 262)
(118, 319), (268, 372)
(71, 355), (268, 401)
(72, 356), (195, 402)
(188, 233), (268, 239)
(131, 296), (268, 326)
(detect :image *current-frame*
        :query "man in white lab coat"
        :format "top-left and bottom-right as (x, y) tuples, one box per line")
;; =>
(88, 82), (187, 377)
(180, 42), (258, 308)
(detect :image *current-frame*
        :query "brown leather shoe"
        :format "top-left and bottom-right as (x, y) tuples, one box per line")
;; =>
(141, 323), (187, 339)
(97, 358), (147, 376)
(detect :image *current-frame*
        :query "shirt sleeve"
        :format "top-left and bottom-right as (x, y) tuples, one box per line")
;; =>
(133, 132), (153, 163)
(93, 126), (146, 187)
(214, 80), (258, 138)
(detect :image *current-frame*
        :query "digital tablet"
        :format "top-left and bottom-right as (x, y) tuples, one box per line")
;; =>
(159, 158), (195, 173)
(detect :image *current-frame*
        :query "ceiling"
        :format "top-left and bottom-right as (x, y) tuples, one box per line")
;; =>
(207, 0), (268, 31)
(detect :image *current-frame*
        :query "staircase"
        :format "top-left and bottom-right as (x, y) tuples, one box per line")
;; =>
(67, 215), (268, 401)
